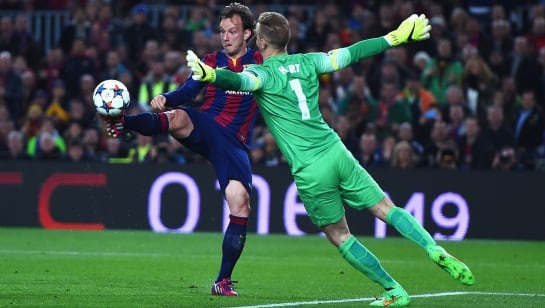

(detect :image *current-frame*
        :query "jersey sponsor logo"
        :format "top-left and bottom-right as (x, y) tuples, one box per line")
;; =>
(225, 90), (251, 96)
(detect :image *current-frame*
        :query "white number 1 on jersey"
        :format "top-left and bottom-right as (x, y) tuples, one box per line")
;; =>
(289, 79), (310, 120)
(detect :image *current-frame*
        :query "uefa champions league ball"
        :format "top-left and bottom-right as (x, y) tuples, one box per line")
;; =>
(93, 79), (131, 116)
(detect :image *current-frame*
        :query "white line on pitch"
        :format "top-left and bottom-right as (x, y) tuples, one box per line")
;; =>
(228, 291), (545, 308)
(0, 249), (170, 257)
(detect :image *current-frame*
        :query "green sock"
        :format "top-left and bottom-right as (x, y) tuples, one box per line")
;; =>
(386, 207), (436, 251)
(339, 235), (398, 289)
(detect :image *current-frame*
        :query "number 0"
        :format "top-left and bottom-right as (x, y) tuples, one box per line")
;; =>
(289, 79), (310, 120)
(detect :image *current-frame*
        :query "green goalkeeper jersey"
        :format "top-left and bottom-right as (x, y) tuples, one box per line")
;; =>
(214, 37), (391, 172)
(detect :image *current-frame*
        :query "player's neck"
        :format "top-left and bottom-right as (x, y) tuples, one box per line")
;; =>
(262, 48), (286, 60)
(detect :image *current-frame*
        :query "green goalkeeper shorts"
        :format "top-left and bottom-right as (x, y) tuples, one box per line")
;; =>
(293, 141), (385, 227)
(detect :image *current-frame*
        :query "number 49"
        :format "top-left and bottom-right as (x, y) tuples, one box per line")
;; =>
(375, 192), (470, 240)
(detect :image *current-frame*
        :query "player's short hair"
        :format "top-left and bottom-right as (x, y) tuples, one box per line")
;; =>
(257, 12), (290, 50)
(220, 2), (255, 40)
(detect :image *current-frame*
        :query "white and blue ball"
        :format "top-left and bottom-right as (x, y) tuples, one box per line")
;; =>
(93, 79), (130, 116)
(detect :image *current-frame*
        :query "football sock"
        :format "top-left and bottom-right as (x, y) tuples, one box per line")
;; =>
(339, 235), (398, 289)
(123, 113), (169, 136)
(216, 215), (248, 283)
(387, 207), (436, 251)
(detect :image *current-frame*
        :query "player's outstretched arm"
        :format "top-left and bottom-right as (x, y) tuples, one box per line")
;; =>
(339, 14), (431, 69)
(186, 49), (248, 91)
(384, 14), (431, 47)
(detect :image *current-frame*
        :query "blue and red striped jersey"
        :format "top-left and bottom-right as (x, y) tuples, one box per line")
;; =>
(163, 48), (263, 145)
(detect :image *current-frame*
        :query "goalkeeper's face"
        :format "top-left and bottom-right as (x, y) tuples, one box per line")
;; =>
(219, 15), (251, 58)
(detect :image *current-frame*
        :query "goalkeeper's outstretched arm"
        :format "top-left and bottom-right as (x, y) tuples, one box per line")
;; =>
(313, 13), (431, 75)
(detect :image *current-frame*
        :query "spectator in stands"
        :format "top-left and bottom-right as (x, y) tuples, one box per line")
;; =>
(513, 89), (545, 160)
(89, 4), (125, 55)
(33, 132), (63, 160)
(397, 122), (424, 165)
(60, 38), (97, 97)
(336, 76), (377, 132)
(124, 3), (158, 67)
(491, 145), (519, 170)
(75, 74), (98, 127)
(14, 14), (43, 69)
(101, 50), (129, 81)
(27, 117), (66, 160)
(375, 80), (412, 139)
(356, 132), (386, 167)
(0, 51), (24, 122)
(412, 51), (431, 76)
(304, 9), (334, 51)
(44, 79), (70, 131)
(64, 138), (96, 162)
(482, 104), (516, 151)
(334, 114), (359, 156)
(38, 47), (64, 93)
(391, 140), (416, 169)
(137, 56), (178, 111)
(67, 98), (94, 129)
(482, 18), (513, 78)
(249, 141), (265, 165)
(398, 70), (436, 133)
(0, 105), (13, 151)
(422, 120), (453, 168)
(421, 37), (463, 104)
(462, 56), (498, 120)
(526, 17), (545, 53)
(164, 50), (190, 87)
(131, 134), (154, 163)
(81, 127), (101, 161)
(436, 144), (459, 170)
(101, 137), (131, 164)
(58, 7), (91, 55)
(132, 39), (161, 84)
(0, 16), (17, 55)
(63, 119), (84, 142)
(2, 130), (29, 160)
(456, 115), (495, 169)
(447, 103), (467, 141)
(511, 36), (543, 100)
(159, 12), (190, 51)
(20, 70), (40, 119)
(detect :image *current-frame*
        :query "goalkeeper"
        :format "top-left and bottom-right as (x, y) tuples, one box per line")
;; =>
(187, 12), (474, 307)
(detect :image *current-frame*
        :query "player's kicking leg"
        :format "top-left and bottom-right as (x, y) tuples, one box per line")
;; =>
(322, 217), (411, 307)
(369, 197), (475, 286)
(427, 245), (475, 286)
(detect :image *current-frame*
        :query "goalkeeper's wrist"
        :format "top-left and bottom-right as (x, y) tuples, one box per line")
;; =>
(383, 33), (396, 47)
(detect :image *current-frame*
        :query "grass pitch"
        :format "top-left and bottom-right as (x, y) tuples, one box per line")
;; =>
(0, 228), (544, 307)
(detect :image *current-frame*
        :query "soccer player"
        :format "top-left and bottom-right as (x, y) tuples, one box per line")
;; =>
(101, 3), (262, 296)
(187, 12), (475, 307)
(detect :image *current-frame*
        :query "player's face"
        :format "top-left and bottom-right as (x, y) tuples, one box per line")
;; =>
(219, 15), (248, 58)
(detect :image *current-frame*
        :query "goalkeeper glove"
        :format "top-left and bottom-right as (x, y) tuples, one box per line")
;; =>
(384, 14), (431, 47)
(186, 50), (216, 82)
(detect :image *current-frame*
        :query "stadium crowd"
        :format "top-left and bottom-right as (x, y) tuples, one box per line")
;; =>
(0, 0), (544, 171)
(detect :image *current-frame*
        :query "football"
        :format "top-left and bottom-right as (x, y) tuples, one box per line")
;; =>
(93, 79), (131, 116)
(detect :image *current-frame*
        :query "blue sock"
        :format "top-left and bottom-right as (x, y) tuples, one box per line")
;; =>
(124, 113), (169, 136)
(216, 215), (248, 282)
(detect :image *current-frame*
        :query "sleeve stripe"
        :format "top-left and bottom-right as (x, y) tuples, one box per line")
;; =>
(329, 49), (340, 71)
